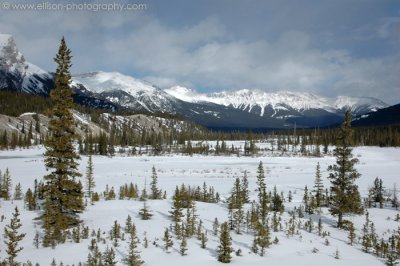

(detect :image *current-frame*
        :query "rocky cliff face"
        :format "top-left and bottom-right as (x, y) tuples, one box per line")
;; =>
(0, 34), (53, 95)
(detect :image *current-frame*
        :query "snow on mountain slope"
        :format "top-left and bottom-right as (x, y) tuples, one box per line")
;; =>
(72, 71), (179, 113)
(165, 87), (388, 117)
(0, 34), (52, 94)
(206, 89), (334, 117)
(72, 71), (157, 95)
(164, 86), (204, 103)
(334, 96), (387, 113)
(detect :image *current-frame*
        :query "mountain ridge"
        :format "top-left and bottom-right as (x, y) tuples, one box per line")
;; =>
(0, 33), (393, 130)
(164, 86), (387, 117)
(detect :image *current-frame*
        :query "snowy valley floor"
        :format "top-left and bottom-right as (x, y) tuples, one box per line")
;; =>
(0, 145), (399, 265)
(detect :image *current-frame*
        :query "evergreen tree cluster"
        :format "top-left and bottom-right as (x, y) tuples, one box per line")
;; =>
(368, 177), (385, 208)
(227, 173), (249, 234)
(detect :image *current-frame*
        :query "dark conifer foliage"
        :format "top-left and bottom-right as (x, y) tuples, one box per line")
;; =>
(150, 166), (162, 199)
(85, 155), (95, 203)
(328, 111), (363, 227)
(313, 162), (325, 209)
(4, 207), (26, 266)
(0, 168), (12, 200)
(217, 222), (232, 263)
(368, 177), (385, 208)
(123, 223), (144, 266)
(41, 37), (84, 244)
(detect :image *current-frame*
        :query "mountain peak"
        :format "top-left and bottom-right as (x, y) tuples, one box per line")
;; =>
(0, 34), (14, 45)
(0, 34), (24, 70)
(72, 71), (179, 113)
(0, 33), (52, 94)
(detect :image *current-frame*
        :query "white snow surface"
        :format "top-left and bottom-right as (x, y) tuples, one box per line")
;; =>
(164, 86), (203, 103)
(0, 145), (399, 265)
(72, 71), (158, 95)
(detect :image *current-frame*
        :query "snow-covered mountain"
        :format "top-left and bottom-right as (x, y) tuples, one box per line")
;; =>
(72, 71), (180, 114)
(164, 87), (388, 117)
(0, 34), (53, 94)
(0, 33), (391, 130)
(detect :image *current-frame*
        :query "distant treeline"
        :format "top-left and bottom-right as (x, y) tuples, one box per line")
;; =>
(0, 90), (399, 152)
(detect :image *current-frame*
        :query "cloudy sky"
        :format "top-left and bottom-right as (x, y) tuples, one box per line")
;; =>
(0, 0), (399, 104)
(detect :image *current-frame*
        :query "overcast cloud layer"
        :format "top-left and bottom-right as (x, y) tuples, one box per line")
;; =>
(0, 0), (399, 104)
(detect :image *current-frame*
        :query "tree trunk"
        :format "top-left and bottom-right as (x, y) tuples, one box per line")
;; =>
(338, 213), (343, 228)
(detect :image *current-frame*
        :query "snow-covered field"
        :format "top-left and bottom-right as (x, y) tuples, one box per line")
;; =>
(0, 145), (399, 265)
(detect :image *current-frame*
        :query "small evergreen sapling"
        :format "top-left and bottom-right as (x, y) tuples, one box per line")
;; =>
(200, 231), (208, 248)
(163, 228), (173, 252)
(213, 217), (219, 236)
(13, 182), (23, 200)
(1, 168), (12, 200)
(138, 200), (153, 220)
(180, 235), (188, 256)
(348, 222), (356, 246)
(334, 248), (340, 259)
(217, 222), (232, 263)
(318, 217), (323, 236)
(123, 223), (144, 266)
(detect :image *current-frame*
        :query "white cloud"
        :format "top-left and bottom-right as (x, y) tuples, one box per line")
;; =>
(0, 3), (399, 104)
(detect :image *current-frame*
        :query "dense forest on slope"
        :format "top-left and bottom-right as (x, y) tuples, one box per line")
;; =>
(1, 90), (400, 153)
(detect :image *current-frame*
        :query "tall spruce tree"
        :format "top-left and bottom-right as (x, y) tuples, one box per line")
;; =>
(228, 177), (244, 233)
(170, 186), (184, 232)
(85, 155), (95, 202)
(240, 171), (250, 203)
(4, 207), (26, 266)
(328, 111), (362, 228)
(256, 161), (266, 205)
(150, 166), (161, 199)
(42, 37), (84, 244)
(313, 162), (324, 208)
(256, 161), (268, 224)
